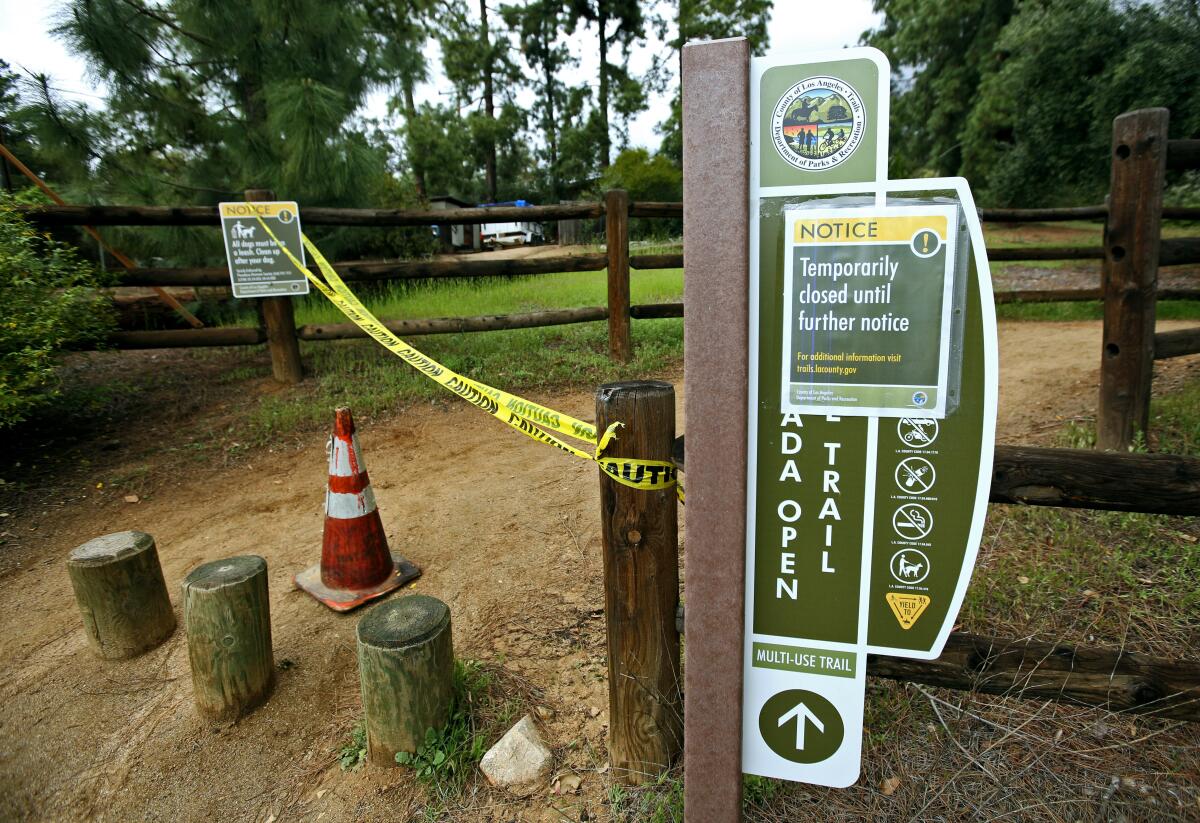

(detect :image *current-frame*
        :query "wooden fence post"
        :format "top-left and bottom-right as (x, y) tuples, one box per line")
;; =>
(245, 188), (304, 384)
(1097, 109), (1168, 450)
(605, 189), (632, 363)
(595, 380), (682, 783)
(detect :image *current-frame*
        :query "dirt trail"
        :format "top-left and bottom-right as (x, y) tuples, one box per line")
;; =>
(0, 320), (1196, 821)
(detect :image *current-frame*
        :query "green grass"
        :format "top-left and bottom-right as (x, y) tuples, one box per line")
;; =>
(608, 769), (685, 822)
(201, 259), (1198, 440)
(204, 268), (686, 442)
(229, 318), (683, 442)
(338, 721), (368, 771)
(958, 378), (1200, 653)
(216, 267), (684, 328)
(1151, 379), (1200, 455)
(996, 298), (1200, 321)
(963, 505), (1200, 652)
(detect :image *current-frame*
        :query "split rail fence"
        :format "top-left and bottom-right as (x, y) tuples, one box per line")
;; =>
(12, 112), (1200, 782)
(17, 109), (1200, 448)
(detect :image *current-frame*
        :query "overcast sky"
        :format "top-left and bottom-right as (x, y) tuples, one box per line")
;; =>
(0, 0), (880, 151)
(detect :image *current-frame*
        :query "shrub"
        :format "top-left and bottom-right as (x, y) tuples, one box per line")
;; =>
(0, 196), (113, 426)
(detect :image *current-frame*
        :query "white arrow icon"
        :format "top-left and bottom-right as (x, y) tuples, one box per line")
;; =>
(777, 701), (825, 751)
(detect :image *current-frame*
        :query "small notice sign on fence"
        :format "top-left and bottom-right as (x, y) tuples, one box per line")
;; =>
(219, 201), (309, 298)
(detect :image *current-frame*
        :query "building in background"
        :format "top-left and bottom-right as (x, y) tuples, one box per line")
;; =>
(478, 200), (545, 248)
(428, 195), (481, 251)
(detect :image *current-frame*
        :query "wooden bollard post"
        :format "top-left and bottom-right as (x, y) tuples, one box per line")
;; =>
(182, 556), (274, 721)
(595, 380), (682, 783)
(357, 594), (454, 765)
(605, 189), (632, 363)
(67, 531), (176, 659)
(245, 187), (304, 385)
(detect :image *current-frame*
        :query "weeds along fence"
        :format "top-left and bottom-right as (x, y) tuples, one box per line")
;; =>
(17, 110), (1200, 447)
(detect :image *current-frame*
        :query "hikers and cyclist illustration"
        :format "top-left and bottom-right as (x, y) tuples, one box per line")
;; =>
(781, 89), (854, 160)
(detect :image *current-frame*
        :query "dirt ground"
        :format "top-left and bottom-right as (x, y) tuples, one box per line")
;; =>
(1, 320), (1197, 821)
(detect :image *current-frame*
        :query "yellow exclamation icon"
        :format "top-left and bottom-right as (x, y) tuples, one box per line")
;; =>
(922, 231), (930, 253)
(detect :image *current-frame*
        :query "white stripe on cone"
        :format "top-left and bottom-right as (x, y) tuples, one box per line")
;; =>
(326, 485), (379, 519)
(329, 434), (368, 477)
(327, 431), (376, 518)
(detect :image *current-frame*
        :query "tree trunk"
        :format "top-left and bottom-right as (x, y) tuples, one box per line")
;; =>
(357, 594), (455, 765)
(480, 0), (498, 202)
(598, 11), (610, 169)
(544, 63), (559, 199)
(403, 80), (427, 201)
(0, 125), (13, 192)
(67, 531), (176, 660)
(182, 555), (274, 721)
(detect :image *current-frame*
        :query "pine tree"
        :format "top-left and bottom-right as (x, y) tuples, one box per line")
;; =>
(438, 0), (524, 202)
(49, 0), (390, 205)
(566, 0), (647, 169)
(501, 0), (577, 200)
(656, 0), (772, 164)
(367, 0), (436, 200)
(865, 0), (1016, 179)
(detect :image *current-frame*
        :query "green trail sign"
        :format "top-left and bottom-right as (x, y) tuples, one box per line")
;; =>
(219, 201), (310, 298)
(742, 47), (998, 789)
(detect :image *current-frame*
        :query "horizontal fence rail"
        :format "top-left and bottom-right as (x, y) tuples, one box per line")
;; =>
(1167, 138), (1200, 171)
(1154, 327), (1200, 359)
(20, 201), (607, 227)
(672, 437), (1200, 517)
(98, 302), (686, 350)
(989, 445), (1200, 515)
(120, 254), (608, 288)
(100, 298), (1196, 349)
(21, 202), (1200, 227)
(869, 632), (1200, 721)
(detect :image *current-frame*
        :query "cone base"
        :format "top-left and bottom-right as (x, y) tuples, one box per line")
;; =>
(294, 556), (421, 613)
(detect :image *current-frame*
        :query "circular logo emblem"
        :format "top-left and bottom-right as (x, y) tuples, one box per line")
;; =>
(911, 228), (940, 258)
(771, 76), (865, 171)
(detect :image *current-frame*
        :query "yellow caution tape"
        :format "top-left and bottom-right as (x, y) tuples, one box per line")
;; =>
(254, 217), (681, 497)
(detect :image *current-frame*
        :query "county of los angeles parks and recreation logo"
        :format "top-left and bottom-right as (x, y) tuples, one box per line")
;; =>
(771, 76), (865, 171)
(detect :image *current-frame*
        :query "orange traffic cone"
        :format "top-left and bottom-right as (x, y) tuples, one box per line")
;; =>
(295, 408), (420, 611)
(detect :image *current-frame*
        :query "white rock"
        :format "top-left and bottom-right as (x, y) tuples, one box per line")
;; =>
(479, 715), (553, 797)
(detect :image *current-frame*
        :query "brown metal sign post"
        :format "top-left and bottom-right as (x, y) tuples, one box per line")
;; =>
(682, 36), (751, 821)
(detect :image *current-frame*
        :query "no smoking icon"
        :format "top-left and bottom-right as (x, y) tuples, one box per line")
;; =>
(892, 503), (933, 540)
